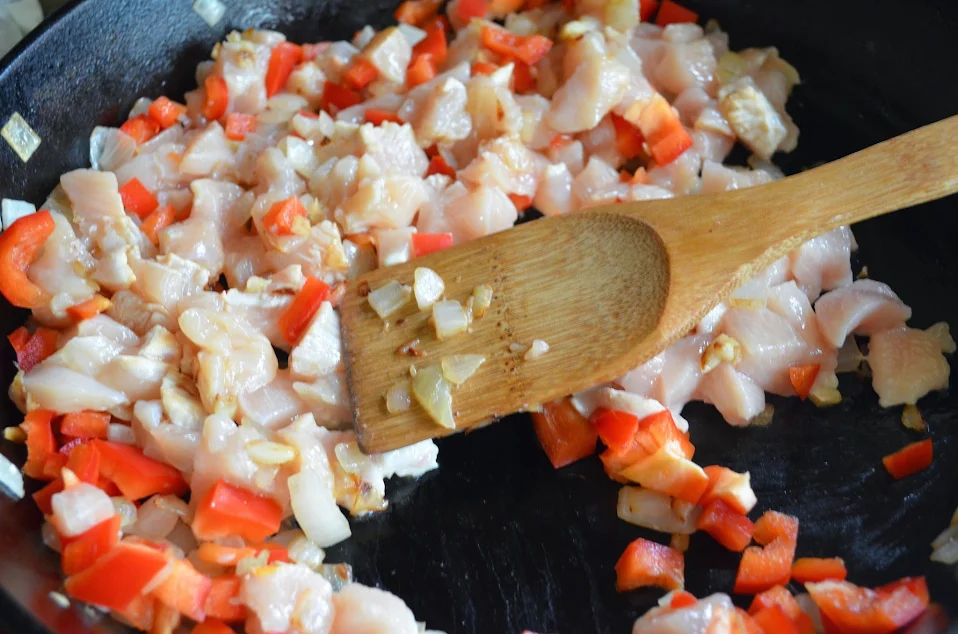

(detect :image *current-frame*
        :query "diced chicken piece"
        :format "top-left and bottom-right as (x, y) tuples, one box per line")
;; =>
(178, 308), (279, 417)
(67, 314), (140, 347)
(357, 122), (429, 177)
(516, 94), (555, 150)
(464, 68), (523, 142)
(671, 87), (711, 127)
(661, 23), (704, 44)
(60, 169), (146, 256)
(373, 227), (414, 267)
(631, 593), (736, 634)
(160, 179), (245, 276)
(241, 563), (335, 634)
(572, 156), (620, 205)
(43, 335), (123, 377)
(692, 121), (735, 160)
(695, 363), (765, 426)
(133, 400), (201, 473)
(766, 281), (828, 349)
(787, 227), (855, 301)
(97, 355), (170, 402)
(222, 289), (294, 350)
(624, 184), (675, 202)
(23, 364), (129, 414)
(650, 334), (710, 410)
(460, 135), (542, 199)
(310, 155), (361, 213)
(338, 175), (429, 234)
(107, 289), (174, 336)
(211, 37), (271, 115)
(237, 370), (311, 430)
(179, 122), (234, 177)
(91, 248), (137, 294)
(290, 302), (342, 380)
(287, 61), (328, 109)
(868, 327), (951, 407)
(293, 375), (352, 429)
(718, 76), (786, 160)
(654, 39), (716, 95)
(362, 27), (412, 84)
(404, 78), (472, 147)
(576, 116), (623, 169)
(130, 254), (210, 317)
(114, 142), (191, 195)
(547, 138), (586, 176)
(699, 160), (773, 194)
(335, 93), (405, 125)
(619, 355), (665, 398)
(535, 163), (575, 216)
(330, 583), (418, 634)
(548, 54), (630, 133)
(160, 370), (207, 430)
(439, 183), (518, 242)
(630, 27), (667, 71)
(814, 280), (912, 348)
(647, 147), (702, 196)
(138, 325), (182, 365)
(594, 387), (668, 421)
(27, 212), (97, 323)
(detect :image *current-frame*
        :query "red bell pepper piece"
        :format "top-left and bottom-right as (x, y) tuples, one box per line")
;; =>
(140, 205), (175, 245)
(791, 557), (848, 583)
(115, 593), (157, 631)
(321, 81), (362, 112)
(788, 364), (820, 400)
(394, 0), (442, 24)
(669, 590), (697, 609)
(455, 0), (489, 22)
(344, 58), (379, 90)
(202, 75), (230, 121)
(0, 210), (55, 309)
(512, 61), (536, 94)
(412, 18), (448, 66)
(263, 196), (308, 236)
(93, 440), (188, 500)
(20, 409), (57, 481)
(407, 54), (437, 88)
(192, 619), (236, 634)
(701, 465), (757, 515)
(278, 275), (331, 345)
(590, 408), (640, 454)
(65, 541), (172, 612)
(508, 193), (533, 212)
(411, 232), (454, 257)
(472, 61), (498, 76)
(611, 113), (645, 159)
(640, 0), (660, 21)
(753, 605), (801, 634)
(615, 538), (684, 592)
(301, 42), (331, 61)
(120, 114), (160, 144)
(147, 97), (187, 129)
(266, 42), (303, 97)
(65, 294), (112, 322)
(224, 113), (257, 141)
(480, 25), (553, 66)
(531, 398), (598, 469)
(61, 514), (121, 575)
(882, 439), (933, 479)
(696, 499), (755, 552)
(734, 511), (799, 594)
(655, 0), (698, 26)
(753, 510), (799, 546)
(191, 479), (284, 543)
(119, 177), (160, 219)
(65, 441), (101, 484)
(425, 155), (456, 178)
(365, 108), (403, 125)
(32, 477), (64, 515)
(204, 575), (247, 623)
(61, 411), (111, 439)
(153, 558), (213, 623)
(8, 325), (58, 371)
(805, 577), (929, 634)
(637, 95), (693, 166)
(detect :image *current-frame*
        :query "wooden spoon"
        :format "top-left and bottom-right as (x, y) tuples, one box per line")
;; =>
(341, 115), (958, 453)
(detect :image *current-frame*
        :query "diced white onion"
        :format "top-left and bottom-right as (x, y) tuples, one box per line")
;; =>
(128, 97), (153, 118)
(51, 483), (115, 538)
(411, 365), (455, 429)
(42, 521), (61, 553)
(617, 487), (699, 534)
(130, 495), (188, 540)
(288, 533), (326, 571)
(281, 136), (319, 179)
(236, 550), (270, 576)
(49, 591), (70, 609)
(901, 404), (926, 432)
(318, 562), (353, 591)
(247, 440), (297, 466)
(107, 423), (137, 445)
(836, 336), (864, 373)
(524, 339), (550, 360)
(1, 198), (36, 232)
(89, 127), (137, 172)
(441, 355), (485, 386)
(385, 380), (412, 413)
(414, 267), (445, 310)
(368, 280), (412, 319)
(432, 300), (468, 340)
(0, 451), (23, 500)
(398, 22), (427, 47)
(353, 25), (376, 49)
(111, 496), (138, 530)
(288, 470), (352, 547)
(192, 0), (226, 27)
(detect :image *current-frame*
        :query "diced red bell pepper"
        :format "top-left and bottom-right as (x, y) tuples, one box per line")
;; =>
(192, 479), (284, 543)
(696, 499), (755, 552)
(66, 294), (112, 322)
(669, 590), (697, 609)
(21, 409), (57, 481)
(120, 115), (161, 144)
(655, 0), (698, 26)
(805, 577), (929, 634)
(119, 177), (160, 219)
(512, 61), (536, 94)
(202, 75), (230, 121)
(266, 42), (303, 97)
(530, 398), (598, 469)
(791, 557), (847, 583)
(204, 575), (247, 623)
(412, 18), (448, 66)
(882, 439), (933, 479)
(480, 25), (553, 66)
(278, 275), (331, 345)
(788, 364), (820, 400)
(65, 441), (101, 485)
(407, 54), (438, 88)
(426, 155), (456, 178)
(735, 539), (795, 595)
(637, 95), (693, 166)
(411, 232), (454, 257)
(8, 325), (58, 371)
(116, 593), (157, 631)
(301, 42), (331, 61)
(61, 514), (121, 575)
(192, 619), (236, 634)
(590, 408), (640, 454)
(94, 440), (188, 500)
(472, 61), (498, 76)
(344, 58), (379, 91)
(640, 0), (660, 21)
(365, 108), (403, 125)
(394, 0), (442, 24)
(152, 558), (213, 623)
(611, 113), (645, 159)
(638, 410), (695, 460)
(615, 538), (684, 592)
(263, 196), (308, 236)
(147, 97), (188, 129)
(701, 465), (757, 515)
(0, 210), (55, 309)
(752, 605), (800, 634)
(32, 477), (64, 515)
(140, 204), (175, 245)
(753, 510), (799, 546)
(321, 81), (362, 112)
(508, 193), (533, 212)
(455, 0), (489, 22)
(620, 446), (708, 504)
(61, 411), (111, 439)
(65, 541), (172, 612)
(224, 113), (257, 141)
(41, 452), (67, 480)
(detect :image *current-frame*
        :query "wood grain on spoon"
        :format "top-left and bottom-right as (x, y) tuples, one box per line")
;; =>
(342, 115), (958, 453)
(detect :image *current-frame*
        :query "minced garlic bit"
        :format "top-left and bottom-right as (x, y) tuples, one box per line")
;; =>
(700, 334), (742, 373)
(247, 440), (297, 466)
(901, 404), (926, 432)
(1, 113), (41, 163)
(3, 427), (26, 443)
(432, 299), (469, 340)
(193, 0), (226, 27)
(385, 381), (412, 413)
(670, 533), (690, 553)
(509, 342), (528, 354)
(809, 385), (842, 408)
(524, 339), (550, 360)
(471, 284), (493, 318)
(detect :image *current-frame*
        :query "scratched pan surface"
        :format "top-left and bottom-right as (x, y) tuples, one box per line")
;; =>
(1, 0), (958, 632)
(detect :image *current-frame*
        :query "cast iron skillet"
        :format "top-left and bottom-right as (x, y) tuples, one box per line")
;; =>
(1, 0), (957, 632)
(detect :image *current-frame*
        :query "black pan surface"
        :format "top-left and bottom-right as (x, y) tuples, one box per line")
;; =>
(1, 1), (957, 633)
